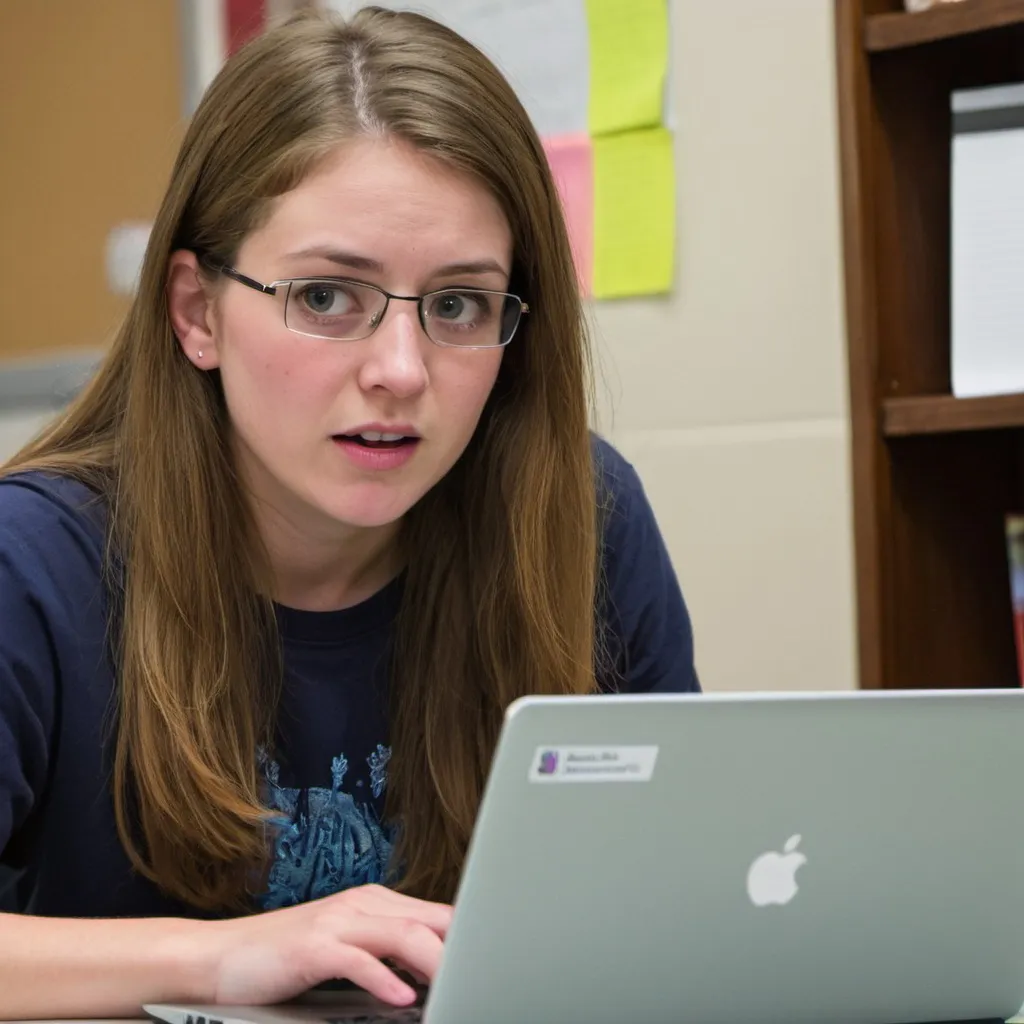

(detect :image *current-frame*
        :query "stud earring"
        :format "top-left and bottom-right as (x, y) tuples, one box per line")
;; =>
(197, 350), (204, 359)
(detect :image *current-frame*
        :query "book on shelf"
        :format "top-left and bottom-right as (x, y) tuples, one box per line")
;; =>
(1005, 515), (1024, 686)
(903, 0), (966, 10)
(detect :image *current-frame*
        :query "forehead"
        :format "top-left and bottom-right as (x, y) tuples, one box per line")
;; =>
(245, 136), (513, 269)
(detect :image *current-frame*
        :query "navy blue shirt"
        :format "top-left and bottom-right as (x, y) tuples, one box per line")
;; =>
(0, 437), (698, 918)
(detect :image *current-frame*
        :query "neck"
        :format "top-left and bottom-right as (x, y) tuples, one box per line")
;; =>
(236, 446), (402, 613)
(260, 506), (402, 612)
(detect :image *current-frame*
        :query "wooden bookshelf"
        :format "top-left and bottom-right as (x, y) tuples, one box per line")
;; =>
(883, 393), (1024, 436)
(865, 0), (1024, 51)
(835, 0), (1024, 689)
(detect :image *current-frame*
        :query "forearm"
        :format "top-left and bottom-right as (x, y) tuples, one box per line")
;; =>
(0, 912), (218, 1020)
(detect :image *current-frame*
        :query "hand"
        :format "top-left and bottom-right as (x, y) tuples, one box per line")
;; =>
(207, 884), (452, 1007)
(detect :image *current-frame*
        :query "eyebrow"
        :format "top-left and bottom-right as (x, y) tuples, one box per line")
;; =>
(285, 247), (384, 273)
(433, 259), (509, 279)
(285, 246), (509, 280)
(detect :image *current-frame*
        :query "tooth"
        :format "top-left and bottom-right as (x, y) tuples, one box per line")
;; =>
(360, 431), (383, 441)
(380, 433), (404, 442)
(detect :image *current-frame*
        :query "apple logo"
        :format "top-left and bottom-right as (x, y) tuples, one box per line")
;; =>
(746, 834), (807, 907)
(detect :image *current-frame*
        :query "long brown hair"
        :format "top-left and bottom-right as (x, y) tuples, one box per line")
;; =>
(2, 7), (597, 910)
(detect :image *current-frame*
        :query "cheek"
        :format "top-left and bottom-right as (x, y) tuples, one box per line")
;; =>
(435, 351), (504, 433)
(218, 311), (350, 427)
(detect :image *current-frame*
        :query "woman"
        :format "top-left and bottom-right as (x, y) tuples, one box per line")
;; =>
(0, 6), (698, 1018)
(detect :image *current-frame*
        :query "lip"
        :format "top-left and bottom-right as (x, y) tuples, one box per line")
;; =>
(331, 431), (421, 472)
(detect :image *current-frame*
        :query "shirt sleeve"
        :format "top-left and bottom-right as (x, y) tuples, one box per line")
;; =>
(0, 484), (65, 867)
(595, 439), (701, 694)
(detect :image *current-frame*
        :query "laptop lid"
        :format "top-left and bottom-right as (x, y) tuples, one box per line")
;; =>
(423, 689), (1024, 1024)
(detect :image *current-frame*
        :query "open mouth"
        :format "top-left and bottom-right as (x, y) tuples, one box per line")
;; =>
(334, 431), (419, 450)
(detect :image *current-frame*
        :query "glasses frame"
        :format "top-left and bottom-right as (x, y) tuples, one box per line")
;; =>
(209, 263), (529, 349)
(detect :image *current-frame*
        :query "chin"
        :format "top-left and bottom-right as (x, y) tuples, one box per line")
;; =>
(314, 490), (420, 531)
(332, 508), (406, 530)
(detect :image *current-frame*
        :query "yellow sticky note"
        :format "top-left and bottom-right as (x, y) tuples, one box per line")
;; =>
(593, 127), (675, 299)
(586, 0), (668, 135)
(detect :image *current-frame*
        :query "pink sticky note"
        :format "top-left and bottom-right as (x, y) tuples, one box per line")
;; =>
(543, 133), (594, 296)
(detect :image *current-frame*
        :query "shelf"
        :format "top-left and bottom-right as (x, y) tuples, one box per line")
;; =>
(883, 392), (1024, 435)
(865, 0), (1024, 51)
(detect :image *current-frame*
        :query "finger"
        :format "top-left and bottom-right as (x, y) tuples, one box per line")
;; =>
(339, 916), (445, 983)
(350, 886), (454, 939)
(310, 943), (417, 1007)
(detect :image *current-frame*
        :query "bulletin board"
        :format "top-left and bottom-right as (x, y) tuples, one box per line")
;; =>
(0, 0), (184, 363)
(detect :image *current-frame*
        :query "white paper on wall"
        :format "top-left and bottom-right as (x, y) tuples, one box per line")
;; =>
(326, 0), (590, 138)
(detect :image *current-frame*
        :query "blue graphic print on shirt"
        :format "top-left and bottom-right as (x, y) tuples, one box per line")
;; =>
(256, 746), (395, 911)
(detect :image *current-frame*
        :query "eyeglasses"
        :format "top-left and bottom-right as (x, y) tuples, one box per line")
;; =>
(209, 264), (529, 348)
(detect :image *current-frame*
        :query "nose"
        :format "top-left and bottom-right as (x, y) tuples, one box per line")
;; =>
(356, 299), (430, 399)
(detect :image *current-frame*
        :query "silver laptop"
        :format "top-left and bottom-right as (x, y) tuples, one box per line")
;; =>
(147, 689), (1024, 1024)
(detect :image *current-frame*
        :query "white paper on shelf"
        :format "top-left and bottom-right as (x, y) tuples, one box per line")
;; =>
(951, 89), (1024, 398)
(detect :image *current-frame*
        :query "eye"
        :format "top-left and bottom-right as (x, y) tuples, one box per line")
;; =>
(296, 282), (355, 317)
(429, 291), (488, 325)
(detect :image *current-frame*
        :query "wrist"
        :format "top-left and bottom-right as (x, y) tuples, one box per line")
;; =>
(152, 917), (228, 1004)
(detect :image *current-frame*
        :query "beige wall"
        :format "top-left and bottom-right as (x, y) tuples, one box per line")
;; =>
(592, 0), (856, 691)
(0, 0), (857, 692)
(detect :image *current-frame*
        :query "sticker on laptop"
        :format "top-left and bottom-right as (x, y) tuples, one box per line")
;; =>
(529, 745), (658, 783)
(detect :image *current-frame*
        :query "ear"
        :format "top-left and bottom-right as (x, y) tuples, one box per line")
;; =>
(167, 249), (221, 369)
